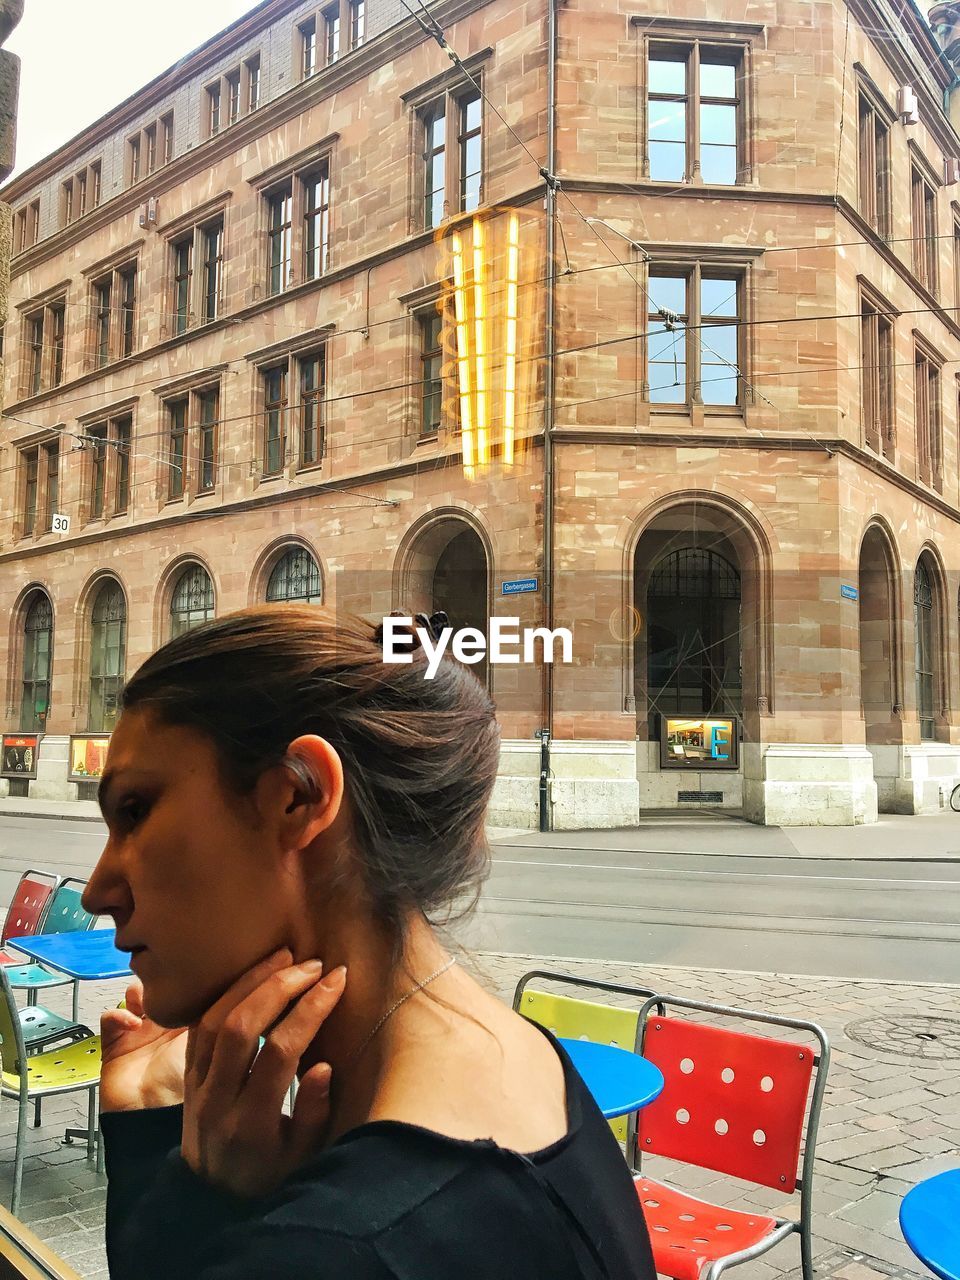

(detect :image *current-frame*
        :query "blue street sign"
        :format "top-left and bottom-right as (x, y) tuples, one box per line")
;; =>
(502, 577), (539, 596)
(840, 584), (859, 601)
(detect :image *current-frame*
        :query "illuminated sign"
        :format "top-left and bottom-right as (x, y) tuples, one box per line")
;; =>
(660, 717), (739, 771)
(1, 735), (40, 780)
(68, 735), (111, 783)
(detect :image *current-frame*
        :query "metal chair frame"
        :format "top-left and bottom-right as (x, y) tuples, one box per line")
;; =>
(8, 878), (96, 1022)
(633, 993), (830, 1280)
(0, 966), (99, 1216)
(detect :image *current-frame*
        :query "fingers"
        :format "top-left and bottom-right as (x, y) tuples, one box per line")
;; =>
(242, 967), (346, 1120)
(186, 948), (294, 1080)
(123, 979), (145, 1018)
(100, 1007), (144, 1047)
(192, 959), (327, 1096)
(286, 1062), (333, 1163)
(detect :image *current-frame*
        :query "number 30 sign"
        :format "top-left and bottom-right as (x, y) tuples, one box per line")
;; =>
(51, 513), (70, 534)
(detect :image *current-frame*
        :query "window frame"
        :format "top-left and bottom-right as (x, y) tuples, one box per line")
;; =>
(914, 336), (944, 493)
(18, 438), (60, 539)
(256, 146), (336, 296)
(644, 261), (745, 411)
(911, 163), (940, 297)
(127, 113), (174, 186)
(859, 284), (896, 458)
(644, 38), (747, 186)
(87, 260), (139, 370)
(167, 211), (226, 336)
(415, 79), (485, 232)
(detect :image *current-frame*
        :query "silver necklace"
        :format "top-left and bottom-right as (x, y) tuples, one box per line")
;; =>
(352, 956), (457, 1065)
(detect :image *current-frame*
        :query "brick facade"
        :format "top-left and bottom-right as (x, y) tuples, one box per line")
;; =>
(1, 0), (959, 826)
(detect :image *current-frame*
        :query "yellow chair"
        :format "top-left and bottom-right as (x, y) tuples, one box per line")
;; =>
(0, 964), (101, 1215)
(513, 971), (658, 1146)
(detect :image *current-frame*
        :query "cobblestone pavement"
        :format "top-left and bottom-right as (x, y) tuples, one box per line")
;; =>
(4, 955), (956, 1278)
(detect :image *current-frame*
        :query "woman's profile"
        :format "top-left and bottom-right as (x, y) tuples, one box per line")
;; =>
(83, 604), (656, 1279)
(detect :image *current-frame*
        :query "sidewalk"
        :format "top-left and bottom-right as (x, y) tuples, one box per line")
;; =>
(0, 953), (952, 1277)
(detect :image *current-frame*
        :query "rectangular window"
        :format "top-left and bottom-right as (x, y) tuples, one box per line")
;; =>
(458, 92), (482, 213)
(325, 6), (340, 64)
(197, 388), (219, 493)
(43, 442), (59, 533)
(76, 171), (87, 218)
(27, 313), (44, 397)
(246, 55), (262, 111)
(145, 124), (158, 175)
(91, 160), (102, 208)
(114, 417), (131, 514)
(61, 179), (74, 228)
(646, 268), (742, 407)
(161, 113), (174, 165)
(858, 94), (892, 237)
(28, 200), (40, 248)
(300, 16), (318, 79)
(263, 366), (288, 476)
(167, 400), (187, 500)
(129, 135), (141, 184)
(202, 219), (224, 322)
(861, 297), (894, 455)
(303, 166), (331, 281)
(299, 351), (325, 467)
(227, 70), (242, 126)
(50, 303), (65, 388)
(916, 345), (943, 491)
(268, 186), (293, 295)
(13, 208), (25, 255)
(88, 426), (107, 519)
(120, 266), (137, 358)
(22, 449), (38, 537)
(423, 105), (446, 230)
(174, 238), (193, 335)
(912, 168), (939, 295)
(94, 280), (111, 368)
(419, 312), (443, 435)
(647, 45), (741, 185)
(207, 82), (222, 137)
(349, 0), (365, 49)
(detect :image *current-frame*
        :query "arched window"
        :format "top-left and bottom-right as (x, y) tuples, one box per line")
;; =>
(170, 565), (214, 639)
(20, 593), (52, 731)
(915, 560), (936, 741)
(646, 547), (742, 722)
(266, 548), (322, 604)
(89, 581), (126, 732)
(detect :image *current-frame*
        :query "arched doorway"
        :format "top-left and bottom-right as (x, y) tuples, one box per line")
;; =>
(397, 517), (490, 680)
(858, 525), (899, 740)
(88, 579), (126, 732)
(915, 555), (942, 741)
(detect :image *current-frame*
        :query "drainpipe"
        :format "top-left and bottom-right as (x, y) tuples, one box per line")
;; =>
(539, 0), (559, 832)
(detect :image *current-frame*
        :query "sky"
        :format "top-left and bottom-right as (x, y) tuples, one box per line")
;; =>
(6, 0), (260, 178)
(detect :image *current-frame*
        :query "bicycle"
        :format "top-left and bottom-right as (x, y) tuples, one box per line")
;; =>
(950, 782), (960, 812)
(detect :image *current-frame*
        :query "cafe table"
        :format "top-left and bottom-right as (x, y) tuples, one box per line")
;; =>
(558, 1037), (664, 1119)
(900, 1168), (960, 1280)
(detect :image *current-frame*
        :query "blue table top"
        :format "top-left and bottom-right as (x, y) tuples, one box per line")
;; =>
(900, 1169), (960, 1280)
(558, 1037), (664, 1119)
(7, 929), (131, 981)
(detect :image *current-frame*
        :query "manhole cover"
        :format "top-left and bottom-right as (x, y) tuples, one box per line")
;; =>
(846, 1014), (960, 1061)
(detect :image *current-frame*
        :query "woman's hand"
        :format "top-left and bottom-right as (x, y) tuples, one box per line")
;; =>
(180, 948), (346, 1200)
(99, 980), (189, 1112)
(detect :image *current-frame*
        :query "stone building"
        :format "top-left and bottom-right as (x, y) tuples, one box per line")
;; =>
(1, 0), (960, 827)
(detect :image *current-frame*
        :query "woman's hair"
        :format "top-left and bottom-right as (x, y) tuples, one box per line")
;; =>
(120, 605), (501, 943)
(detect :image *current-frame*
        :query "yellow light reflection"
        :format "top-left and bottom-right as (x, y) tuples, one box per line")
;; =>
(451, 232), (475, 477)
(472, 218), (489, 467)
(503, 212), (519, 466)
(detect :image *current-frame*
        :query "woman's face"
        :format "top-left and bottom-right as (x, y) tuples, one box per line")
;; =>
(83, 709), (308, 1028)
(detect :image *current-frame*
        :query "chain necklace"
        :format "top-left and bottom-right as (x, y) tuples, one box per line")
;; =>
(351, 956), (458, 1066)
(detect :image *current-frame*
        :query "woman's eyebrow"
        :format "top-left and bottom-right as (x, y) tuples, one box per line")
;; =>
(98, 769), (160, 815)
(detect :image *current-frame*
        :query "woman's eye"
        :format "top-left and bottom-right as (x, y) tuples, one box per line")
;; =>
(118, 798), (148, 827)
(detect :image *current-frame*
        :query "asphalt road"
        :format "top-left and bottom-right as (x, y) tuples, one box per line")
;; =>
(2, 813), (958, 983)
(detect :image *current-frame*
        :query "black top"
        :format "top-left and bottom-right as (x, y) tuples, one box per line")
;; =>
(101, 1028), (656, 1280)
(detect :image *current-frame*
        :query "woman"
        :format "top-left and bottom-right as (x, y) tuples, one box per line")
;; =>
(84, 605), (655, 1280)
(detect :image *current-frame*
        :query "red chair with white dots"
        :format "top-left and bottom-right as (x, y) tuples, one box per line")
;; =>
(631, 994), (829, 1280)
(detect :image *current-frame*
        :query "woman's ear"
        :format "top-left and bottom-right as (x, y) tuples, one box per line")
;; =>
(273, 734), (345, 849)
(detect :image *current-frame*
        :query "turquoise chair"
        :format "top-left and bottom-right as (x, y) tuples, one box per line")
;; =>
(6, 878), (96, 1022)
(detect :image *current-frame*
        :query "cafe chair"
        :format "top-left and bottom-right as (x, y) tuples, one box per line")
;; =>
(5, 878), (96, 1022)
(0, 964), (101, 1216)
(513, 969), (661, 1145)
(631, 993), (830, 1280)
(0, 871), (60, 967)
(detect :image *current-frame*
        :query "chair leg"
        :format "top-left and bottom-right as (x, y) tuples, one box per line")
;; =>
(32, 1097), (40, 1128)
(12, 1089), (28, 1217)
(26, 990), (36, 1009)
(86, 1089), (96, 1158)
(72, 981), (79, 1025)
(800, 1215), (814, 1280)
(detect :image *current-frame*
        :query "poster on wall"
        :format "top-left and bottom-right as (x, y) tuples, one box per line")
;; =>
(68, 735), (111, 783)
(1, 734), (40, 780)
(659, 717), (739, 770)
